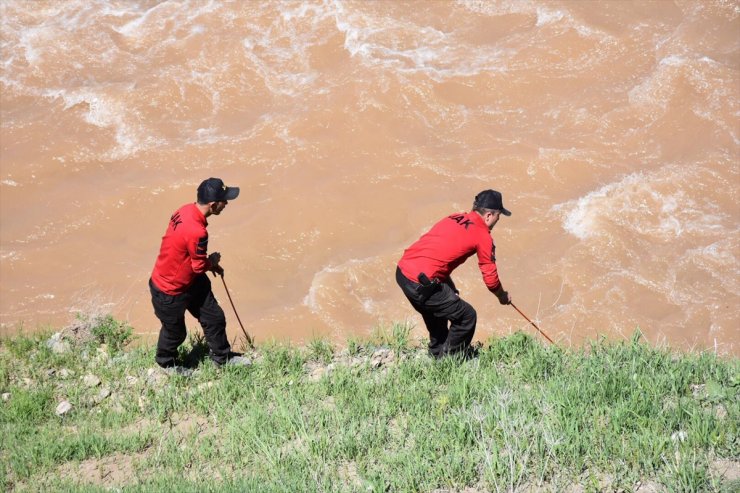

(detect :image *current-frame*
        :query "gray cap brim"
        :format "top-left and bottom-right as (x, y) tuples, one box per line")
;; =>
(224, 187), (240, 200)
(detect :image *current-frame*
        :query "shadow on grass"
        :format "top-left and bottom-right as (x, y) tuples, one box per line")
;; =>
(182, 331), (210, 369)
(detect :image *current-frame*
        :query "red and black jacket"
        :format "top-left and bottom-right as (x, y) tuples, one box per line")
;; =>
(151, 203), (212, 295)
(398, 211), (501, 292)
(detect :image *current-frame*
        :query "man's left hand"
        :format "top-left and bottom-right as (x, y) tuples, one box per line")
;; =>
(208, 252), (224, 276)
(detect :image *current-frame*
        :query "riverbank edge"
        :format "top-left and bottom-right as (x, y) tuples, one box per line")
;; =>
(1, 315), (738, 492)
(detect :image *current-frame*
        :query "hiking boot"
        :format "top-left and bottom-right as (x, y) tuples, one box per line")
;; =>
(441, 345), (479, 361)
(214, 353), (252, 368)
(467, 341), (483, 359)
(462, 345), (480, 360)
(223, 355), (252, 367)
(163, 366), (194, 377)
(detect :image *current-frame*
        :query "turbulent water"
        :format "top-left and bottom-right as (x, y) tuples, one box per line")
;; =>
(1, 0), (738, 355)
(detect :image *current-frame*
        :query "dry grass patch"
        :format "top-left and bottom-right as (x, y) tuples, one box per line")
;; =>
(56, 450), (148, 488)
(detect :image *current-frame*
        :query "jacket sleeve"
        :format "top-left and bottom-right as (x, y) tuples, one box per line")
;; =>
(188, 227), (211, 274)
(476, 233), (501, 292)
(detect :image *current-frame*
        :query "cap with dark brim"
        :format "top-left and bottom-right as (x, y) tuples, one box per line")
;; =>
(474, 189), (511, 216)
(223, 187), (239, 200)
(197, 178), (240, 203)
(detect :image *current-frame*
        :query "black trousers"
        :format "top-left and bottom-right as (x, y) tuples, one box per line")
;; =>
(395, 266), (477, 358)
(149, 275), (231, 367)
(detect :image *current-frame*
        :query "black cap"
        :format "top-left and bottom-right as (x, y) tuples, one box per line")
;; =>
(474, 189), (511, 216)
(197, 178), (240, 203)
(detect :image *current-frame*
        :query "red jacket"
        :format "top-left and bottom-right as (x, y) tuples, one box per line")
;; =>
(151, 203), (212, 295)
(398, 211), (501, 292)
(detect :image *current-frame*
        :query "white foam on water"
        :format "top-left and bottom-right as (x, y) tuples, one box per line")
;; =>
(302, 256), (384, 329)
(332, 0), (508, 79)
(694, 239), (739, 267)
(11, 205), (105, 245)
(0, 250), (21, 262)
(184, 69), (223, 113)
(458, 0), (607, 39)
(115, 1), (178, 38)
(240, 3), (334, 97)
(18, 27), (44, 65)
(456, 0), (537, 17)
(41, 87), (162, 159)
(1, 179), (19, 186)
(628, 53), (733, 124)
(659, 54), (688, 67)
(193, 127), (219, 144)
(332, 0), (609, 81)
(553, 166), (730, 241)
(280, 1), (329, 23)
(112, 0), (220, 54)
(536, 7), (565, 26)
(303, 263), (340, 312)
(684, 237), (740, 296)
(531, 147), (595, 178)
(3, 1), (99, 66)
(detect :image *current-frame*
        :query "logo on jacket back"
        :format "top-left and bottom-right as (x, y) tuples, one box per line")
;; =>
(448, 214), (474, 230)
(170, 212), (183, 231)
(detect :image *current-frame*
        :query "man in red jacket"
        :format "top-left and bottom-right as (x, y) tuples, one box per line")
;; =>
(396, 189), (512, 359)
(149, 177), (246, 369)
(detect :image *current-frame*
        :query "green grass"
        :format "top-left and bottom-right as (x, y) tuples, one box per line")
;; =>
(0, 319), (737, 492)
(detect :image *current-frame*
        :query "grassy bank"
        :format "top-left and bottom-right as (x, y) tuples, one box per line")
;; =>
(0, 317), (738, 492)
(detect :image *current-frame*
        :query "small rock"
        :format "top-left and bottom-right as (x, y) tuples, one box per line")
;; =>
(715, 404), (727, 420)
(321, 396), (336, 411)
(58, 368), (72, 379)
(138, 395), (149, 411)
(55, 400), (72, 416)
(110, 354), (129, 365)
(82, 374), (101, 388)
(671, 430), (688, 443)
(164, 366), (193, 377)
(2, 393), (10, 402)
(47, 332), (71, 354)
(146, 368), (168, 387)
(93, 387), (111, 404)
(308, 367), (327, 382)
(94, 348), (110, 363)
(415, 351), (431, 360)
(125, 375), (139, 386)
(370, 348), (395, 369)
(197, 382), (215, 391)
(109, 394), (124, 413)
(690, 384), (706, 398)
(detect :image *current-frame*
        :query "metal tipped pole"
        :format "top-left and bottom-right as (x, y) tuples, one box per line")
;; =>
(510, 302), (555, 345)
(219, 274), (254, 349)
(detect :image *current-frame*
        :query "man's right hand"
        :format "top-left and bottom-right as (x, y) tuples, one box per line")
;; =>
(495, 288), (511, 305)
(208, 252), (221, 266)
